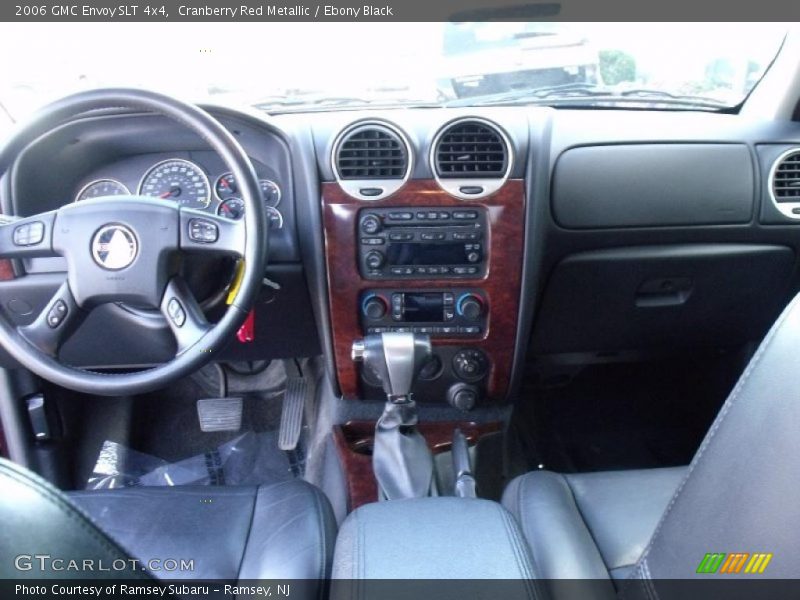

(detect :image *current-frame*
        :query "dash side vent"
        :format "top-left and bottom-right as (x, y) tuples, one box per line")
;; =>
(772, 150), (800, 203)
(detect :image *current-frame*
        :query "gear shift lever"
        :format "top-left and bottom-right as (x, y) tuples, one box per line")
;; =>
(352, 332), (435, 500)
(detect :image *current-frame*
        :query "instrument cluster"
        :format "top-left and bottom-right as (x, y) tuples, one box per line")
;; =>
(74, 157), (284, 229)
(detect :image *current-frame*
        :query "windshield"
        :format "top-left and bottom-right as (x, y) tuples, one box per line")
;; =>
(0, 22), (787, 124)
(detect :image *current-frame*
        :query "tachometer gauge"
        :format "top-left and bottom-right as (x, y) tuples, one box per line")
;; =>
(214, 173), (282, 207)
(217, 197), (245, 220)
(75, 179), (130, 202)
(139, 159), (211, 209)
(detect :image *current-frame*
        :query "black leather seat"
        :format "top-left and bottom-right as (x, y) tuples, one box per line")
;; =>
(504, 292), (800, 598)
(0, 458), (336, 586)
(503, 467), (686, 583)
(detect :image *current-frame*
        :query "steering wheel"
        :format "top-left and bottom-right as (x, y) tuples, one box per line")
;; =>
(0, 89), (267, 396)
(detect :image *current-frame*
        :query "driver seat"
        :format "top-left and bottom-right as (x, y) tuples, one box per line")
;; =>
(0, 459), (336, 589)
(503, 292), (800, 598)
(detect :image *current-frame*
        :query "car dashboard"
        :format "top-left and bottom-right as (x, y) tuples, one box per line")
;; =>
(2, 103), (800, 409)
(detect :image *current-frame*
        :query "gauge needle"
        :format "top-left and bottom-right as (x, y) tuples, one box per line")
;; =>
(160, 187), (180, 199)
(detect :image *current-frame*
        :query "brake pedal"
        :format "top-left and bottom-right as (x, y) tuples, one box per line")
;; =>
(279, 378), (306, 451)
(197, 397), (243, 432)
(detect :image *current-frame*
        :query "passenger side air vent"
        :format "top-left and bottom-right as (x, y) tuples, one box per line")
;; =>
(434, 119), (509, 179)
(772, 150), (800, 202)
(769, 148), (800, 220)
(332, 121), (412, 200)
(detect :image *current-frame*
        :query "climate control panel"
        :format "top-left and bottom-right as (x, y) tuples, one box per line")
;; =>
(359, 289), (487, 338)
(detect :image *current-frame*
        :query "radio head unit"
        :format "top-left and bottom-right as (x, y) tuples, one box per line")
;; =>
(358, 207), (488, 279)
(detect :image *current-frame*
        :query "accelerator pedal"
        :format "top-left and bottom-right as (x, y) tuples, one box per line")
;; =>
(279, 378), (307, 451)
(197, 397), (243, 432)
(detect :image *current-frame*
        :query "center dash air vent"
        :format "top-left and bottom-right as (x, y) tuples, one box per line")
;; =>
(334, 123), (409, 180)
(434, 119), (509, 179)
(771, 149), (800, 202)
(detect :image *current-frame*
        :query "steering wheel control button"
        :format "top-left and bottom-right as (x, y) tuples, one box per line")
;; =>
(13, 221), (45, 246)
(91, 224), (138, 270)
(188, 218), (219, 243)
(46, 300), (68, 329)
(167, 297), (186, 327)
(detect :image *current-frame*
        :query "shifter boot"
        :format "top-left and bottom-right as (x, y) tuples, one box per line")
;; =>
(373, 400), (435, 500)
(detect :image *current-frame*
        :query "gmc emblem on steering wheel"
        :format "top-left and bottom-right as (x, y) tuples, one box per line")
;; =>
(91, 224), (138, 270)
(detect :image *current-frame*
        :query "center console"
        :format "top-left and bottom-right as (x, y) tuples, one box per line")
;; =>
(331, 496), (536, 585)
(322, 179), (525, 407)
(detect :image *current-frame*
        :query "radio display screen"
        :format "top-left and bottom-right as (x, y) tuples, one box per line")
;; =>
(403, 293), (444, 322)
(386, 243), (465, 266)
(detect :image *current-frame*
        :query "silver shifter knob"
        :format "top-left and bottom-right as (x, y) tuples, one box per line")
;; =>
(351, 332), (432, 401)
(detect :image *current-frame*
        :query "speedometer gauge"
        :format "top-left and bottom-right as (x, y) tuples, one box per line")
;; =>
(139, 159), (211, 209)
(75, 179), (130, 202)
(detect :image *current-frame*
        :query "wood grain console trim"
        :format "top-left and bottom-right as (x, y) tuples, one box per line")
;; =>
(321, 179), (526, 401)
(0, 260), (13, 281)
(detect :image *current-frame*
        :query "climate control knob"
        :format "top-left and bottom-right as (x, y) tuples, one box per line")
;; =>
(457, 294), (484, 322)
(362, 295), (387, 320)
(365, 251), (385, 270)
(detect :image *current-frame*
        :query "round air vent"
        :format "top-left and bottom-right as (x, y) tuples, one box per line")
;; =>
(430, 118), (513, 200)
(332, 121), (412, 201)
(769, 148), (800, 220)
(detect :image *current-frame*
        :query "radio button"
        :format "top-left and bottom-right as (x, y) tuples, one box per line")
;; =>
(420, 232), (446, 241)
(361, 237), (385, 245)
(453, 210), (478, 220)
(389, 232), (413, 241)
(365, 251), (385, 270)
(388, 211), (413, 221)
